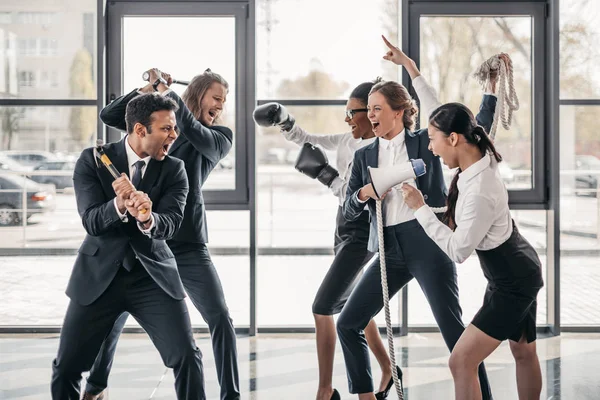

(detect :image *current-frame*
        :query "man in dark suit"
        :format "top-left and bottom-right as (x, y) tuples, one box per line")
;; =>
(83, 69), (240, 400)
(50, 93), (207, 400)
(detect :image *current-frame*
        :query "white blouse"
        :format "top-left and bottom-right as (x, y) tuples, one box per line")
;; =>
(414, 154), (513, 263)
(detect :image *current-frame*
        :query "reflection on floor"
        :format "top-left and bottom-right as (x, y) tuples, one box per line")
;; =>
(1, 332), (599, 399)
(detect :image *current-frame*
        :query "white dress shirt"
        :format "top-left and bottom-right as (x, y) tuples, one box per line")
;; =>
(282, 126), (376, 205)
(113, 137), (155, 234)
(352, 75), (442, 226)
(414, 154), (513, 263)
(377, 130), (419, 227)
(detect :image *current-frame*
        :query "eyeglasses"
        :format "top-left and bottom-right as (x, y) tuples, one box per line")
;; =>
(345, 108), (368, 119)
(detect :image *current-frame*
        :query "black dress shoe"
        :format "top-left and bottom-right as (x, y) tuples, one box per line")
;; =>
(374, 365), (403, 400)
(330, 388), (341, 400)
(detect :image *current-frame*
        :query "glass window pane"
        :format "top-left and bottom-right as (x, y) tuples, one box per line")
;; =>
(409, 211), (547, 326)
(0, 106), (96, 154)
(257, 254), (400, 327)
(0, 1), (97, 99)
(560, 105), (600, 325)
(0, 106), (94, 245)
(0, 210), (250, 327)
(122, 16), (236, 190)
(560, 0), (600, 99)
(419, 16), (533, 190)
(257, 105), (348, 247)
(256, 0), (400, 99)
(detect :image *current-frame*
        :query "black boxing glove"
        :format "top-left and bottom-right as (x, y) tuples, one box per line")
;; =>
(252, 102), (295, 131)
(294, 143), (339, 187)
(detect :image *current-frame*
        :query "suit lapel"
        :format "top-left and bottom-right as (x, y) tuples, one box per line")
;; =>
(405, 129), (419, 160)
(365, 139), (379, 168)
(365, 139), (379, 185)
(105, 137), (129, 178)
(97, 138), (129, 196)
(138, 158), (161, 193)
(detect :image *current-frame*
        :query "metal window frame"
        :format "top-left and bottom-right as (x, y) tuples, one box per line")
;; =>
(3, 0), (600, 335)
(402, 0), (560, 337)
(103, 1), (257, 335)
(106, 1), (250, 207)
(406, 1), (547, 206)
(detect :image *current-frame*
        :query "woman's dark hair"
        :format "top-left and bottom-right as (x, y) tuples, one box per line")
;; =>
(349, 77), (384, 106)
(369, 81), (419, 130)
(428, 102), (502, 230)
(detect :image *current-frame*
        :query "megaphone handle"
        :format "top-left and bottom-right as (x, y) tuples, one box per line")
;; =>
(376, 199), (404, 399)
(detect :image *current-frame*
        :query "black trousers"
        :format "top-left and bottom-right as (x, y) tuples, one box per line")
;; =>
(336, 220), (492, 398)
(312, 207), (374, 315)
(51, 263), (204, 400)
(86, 242), (240, 400)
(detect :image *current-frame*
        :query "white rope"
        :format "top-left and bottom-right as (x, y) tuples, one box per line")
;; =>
(473, 54), (519, 141)
(377, 199), (445, 399)
(376, 199), (404, 400)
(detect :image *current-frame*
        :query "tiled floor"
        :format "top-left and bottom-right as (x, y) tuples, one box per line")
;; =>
(1, 332), (599, 399)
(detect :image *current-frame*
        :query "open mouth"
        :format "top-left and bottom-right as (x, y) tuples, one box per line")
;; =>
(371, 122), (380, 131)
(162, 143), (170, 155)
(349, 124), (357, 131)
(208, 110), (217, 120)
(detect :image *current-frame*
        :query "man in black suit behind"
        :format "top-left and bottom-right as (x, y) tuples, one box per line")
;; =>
(51, 93), (206, 399)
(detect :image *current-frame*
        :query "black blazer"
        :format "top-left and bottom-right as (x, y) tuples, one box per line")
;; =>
(67, 139), (189, 305)
(100, 89), (233, 244)
(343, 95), (497, 253)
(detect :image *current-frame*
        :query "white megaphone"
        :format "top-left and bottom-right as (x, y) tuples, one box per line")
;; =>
(368, 159), (426, 198)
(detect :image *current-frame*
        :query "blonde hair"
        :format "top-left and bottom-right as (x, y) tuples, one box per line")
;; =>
(369, 81), (418, 130)
(181, 68), (229, 122)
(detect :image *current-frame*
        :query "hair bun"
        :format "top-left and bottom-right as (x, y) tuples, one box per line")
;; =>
(409, 103), (418, 115)
(373, 76), (384, 84)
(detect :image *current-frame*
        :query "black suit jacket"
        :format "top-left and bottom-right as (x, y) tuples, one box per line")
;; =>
(67, 139), (189, 305)
(100, 90), (233, 243)
(343, 95), (497, 253)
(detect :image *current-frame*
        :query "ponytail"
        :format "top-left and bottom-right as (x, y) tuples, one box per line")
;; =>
(444, 170), (460, 230)
(471, 125), (502, 163)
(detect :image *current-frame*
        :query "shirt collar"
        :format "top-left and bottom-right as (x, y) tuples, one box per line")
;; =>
(360, 136), (377, 146)
(379, 129), (405, 149)
(125, 136), (151, 169)
(457, 153), (491, 191)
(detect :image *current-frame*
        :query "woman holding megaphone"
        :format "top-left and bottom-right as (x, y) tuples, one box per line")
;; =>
(254, 78), (398, 400)
(336, 36), (497, 400)
(401, 103), (543, 400)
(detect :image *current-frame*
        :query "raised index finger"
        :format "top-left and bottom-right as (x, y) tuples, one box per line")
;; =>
(382, 35), (396, 50)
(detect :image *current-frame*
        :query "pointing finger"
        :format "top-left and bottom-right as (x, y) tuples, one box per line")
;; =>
(382, 35), (396, 50)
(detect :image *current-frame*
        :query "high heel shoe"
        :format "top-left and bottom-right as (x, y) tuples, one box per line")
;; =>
(374, 365), (403, 400)
(330, 388), (341, 400)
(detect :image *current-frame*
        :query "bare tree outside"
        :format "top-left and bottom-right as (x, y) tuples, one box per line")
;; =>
(0, 107), (21, 150)
(257, 62), (350, 164)
(68, 49), (96, 150)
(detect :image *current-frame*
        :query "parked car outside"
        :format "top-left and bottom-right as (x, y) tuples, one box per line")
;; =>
(31, 160), (76, 189)
(0, 154), (31, 173)
(575, 155), (600, 197)
(0, 150), (60, 168)
(0, 173), (56, 226)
